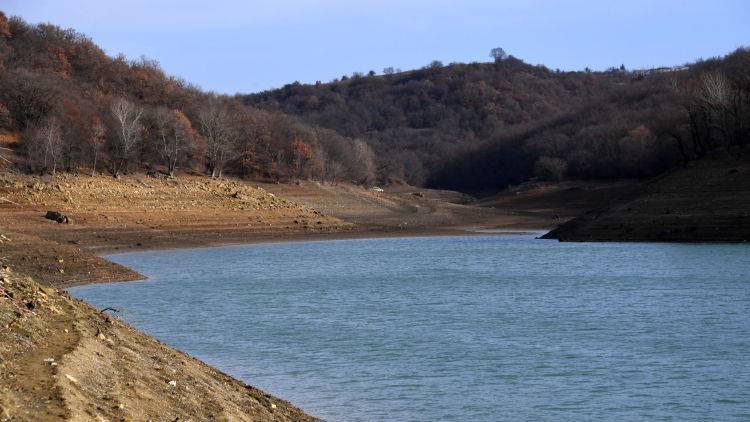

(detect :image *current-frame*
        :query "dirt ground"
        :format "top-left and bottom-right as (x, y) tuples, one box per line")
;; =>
(258, 179), (639, 232)
(0, 173), (352, 287)
(0, 266), (317, 421)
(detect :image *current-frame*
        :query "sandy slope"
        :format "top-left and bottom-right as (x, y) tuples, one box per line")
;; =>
(0, 266), (317, 421)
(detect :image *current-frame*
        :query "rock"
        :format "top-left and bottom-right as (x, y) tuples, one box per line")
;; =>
(65, 374), (79, 384)
(168, 380), (177, 387)
(45, 211), (72, 224)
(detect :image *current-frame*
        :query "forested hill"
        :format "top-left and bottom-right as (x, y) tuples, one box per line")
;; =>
(0, 10), (747, 194)
(0, 12), (376, 184)
(245, 50), (750, 192)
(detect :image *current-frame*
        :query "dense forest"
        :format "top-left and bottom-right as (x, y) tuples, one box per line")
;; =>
(1, 11), (748, 193)
(247, 50), (750, 192)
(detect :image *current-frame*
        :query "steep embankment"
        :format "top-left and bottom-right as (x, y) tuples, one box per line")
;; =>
(542, 150), (750, 242)
(0, 266), (317, 421)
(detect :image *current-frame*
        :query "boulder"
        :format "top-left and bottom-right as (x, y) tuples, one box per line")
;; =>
(45, 211), (72, 224)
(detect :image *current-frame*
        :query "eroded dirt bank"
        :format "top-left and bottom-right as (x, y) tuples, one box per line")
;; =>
(0, 266), (318, 421)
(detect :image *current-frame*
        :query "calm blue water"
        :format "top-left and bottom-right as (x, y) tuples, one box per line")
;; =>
(69, 235), (750, 421)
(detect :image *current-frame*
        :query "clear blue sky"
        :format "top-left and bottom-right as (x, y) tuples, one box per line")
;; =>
(4, 0), (749, 94)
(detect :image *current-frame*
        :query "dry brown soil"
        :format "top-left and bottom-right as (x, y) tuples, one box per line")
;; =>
(0, 266), (317, 421)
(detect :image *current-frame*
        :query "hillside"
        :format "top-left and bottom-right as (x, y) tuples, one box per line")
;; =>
(542, 149), (750, 242)
(2, 10), (747, 198)
(0, 12), (373, 185)
(0, 266), (317, 421)
(246, 50), (750, 192)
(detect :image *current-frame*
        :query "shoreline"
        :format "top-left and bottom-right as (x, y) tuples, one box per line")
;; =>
(1, 172), (635, 289)
(68, 225), (549, 289)
(94, 226), (549, 256)
(66, 225), (750, 290)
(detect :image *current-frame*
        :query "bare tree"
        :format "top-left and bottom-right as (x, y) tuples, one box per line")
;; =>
(350, 139), (377, 185)
(691, 71), (745, 150)
(32, 116), (63, 175)
(325, 160), (344, 185)
(109, 98), (142, 177)
(198, 98), (234, 178)
(24, 117), (62, 174)
(154, 107), (197, 176)
(0, 70), (61, 128)
(490, 47), (508, 62)
(89, 119), (106, 176)
(699, 71), (732, 106)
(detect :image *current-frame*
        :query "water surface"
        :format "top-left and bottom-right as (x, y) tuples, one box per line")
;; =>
(70, 235), (750, 421)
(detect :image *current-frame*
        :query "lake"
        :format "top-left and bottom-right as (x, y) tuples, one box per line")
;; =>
(69, 235), (750, 421)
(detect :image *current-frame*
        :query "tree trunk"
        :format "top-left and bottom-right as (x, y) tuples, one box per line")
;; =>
(91, 150), (98, 177)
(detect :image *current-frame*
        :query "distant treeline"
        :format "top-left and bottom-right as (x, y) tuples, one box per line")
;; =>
(1, 11), (748, 193)
(246, 49), (750, 192)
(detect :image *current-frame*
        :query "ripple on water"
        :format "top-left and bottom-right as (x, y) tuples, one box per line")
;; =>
(70, 236), (750, 421)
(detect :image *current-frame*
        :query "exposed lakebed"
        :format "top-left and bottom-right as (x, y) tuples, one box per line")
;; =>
(69, 235), (750, 421)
